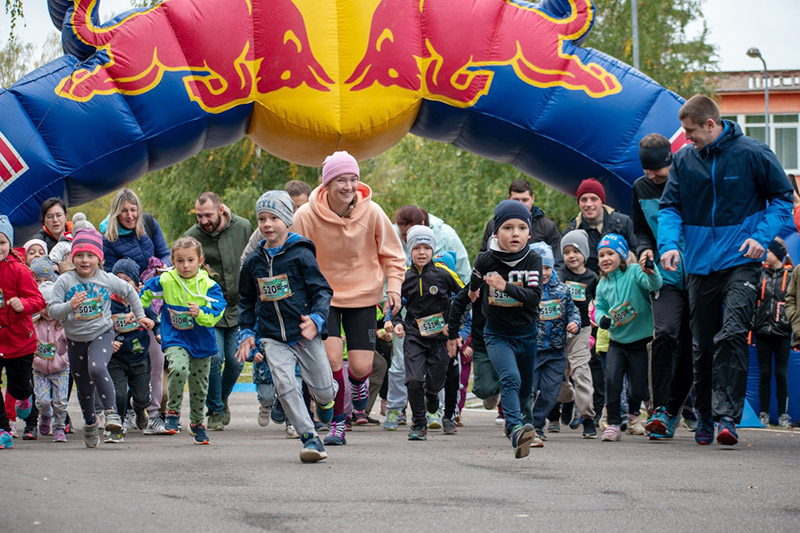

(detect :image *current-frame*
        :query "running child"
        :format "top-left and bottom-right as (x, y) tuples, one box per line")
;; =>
(30, 259), (69, 442)
(466, 201), (542, 458)
(140, 237), (226, 445)
(0, 216), (47, 449)
(594, 234), (662, 442)
(529, 242), (580, 445)
(107, 258), (159, 442)
(393, 226), (464, 440)
(48, 228), (153, 448)
(237, 190), (337, 463)
(558, 229), (599, 438)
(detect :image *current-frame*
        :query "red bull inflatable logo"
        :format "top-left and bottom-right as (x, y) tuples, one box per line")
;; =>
(0, 0), (687, 237)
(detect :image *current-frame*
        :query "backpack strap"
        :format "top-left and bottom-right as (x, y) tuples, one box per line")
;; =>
(142, 213), (156, 241)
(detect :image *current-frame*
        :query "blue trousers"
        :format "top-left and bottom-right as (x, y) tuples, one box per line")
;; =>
(206, 326), (244, 414)
(531, 348), (568, 430)
(484, 324), (537, 435)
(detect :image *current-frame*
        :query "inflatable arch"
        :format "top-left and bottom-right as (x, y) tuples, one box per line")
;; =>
(3, 0), (688, 237)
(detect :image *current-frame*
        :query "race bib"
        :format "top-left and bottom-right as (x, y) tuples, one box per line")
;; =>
(539, 299), (562, 321)
(36, 341), (56, 360)
(488, 281), (522, 308)
(416, 313), (445, 337)
(112, 313), (138, 333)
(564, 281), (587, 302)
(168, 308), (194, 330)
(75, 296), (103, 321)
(609, 301), (638, 327)
(257, 274), (292, 302)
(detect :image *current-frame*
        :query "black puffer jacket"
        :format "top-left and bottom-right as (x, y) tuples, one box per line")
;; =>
(563, 205), (636, 275)
(753, 266), (792, 337)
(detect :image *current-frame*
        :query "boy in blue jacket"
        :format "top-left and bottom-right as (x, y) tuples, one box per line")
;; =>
(236, 191), (338, 463)
(528, 243), (580, 445)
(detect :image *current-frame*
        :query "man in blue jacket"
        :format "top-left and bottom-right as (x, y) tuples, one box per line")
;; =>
(658, 95), (792, 446)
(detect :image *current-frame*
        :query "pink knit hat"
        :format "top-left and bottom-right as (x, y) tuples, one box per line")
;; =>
(321, 151), (360, 186)
(71, 228), (104, 261)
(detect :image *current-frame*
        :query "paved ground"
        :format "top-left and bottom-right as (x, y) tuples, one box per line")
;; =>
(3, 393), (800, 532)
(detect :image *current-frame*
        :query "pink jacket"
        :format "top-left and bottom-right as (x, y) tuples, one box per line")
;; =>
(32, 318), (69, 375)
(292, 182), (405, 308)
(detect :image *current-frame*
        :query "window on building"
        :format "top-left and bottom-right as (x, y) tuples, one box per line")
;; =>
(732, 113), (799, 172)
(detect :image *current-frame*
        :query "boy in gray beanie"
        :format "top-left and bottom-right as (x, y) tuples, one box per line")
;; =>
(557, 229), (599, 438)
(255, 190), (294, 229)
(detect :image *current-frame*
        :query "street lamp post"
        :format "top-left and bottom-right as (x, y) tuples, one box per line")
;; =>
(747, 47), (770, 149)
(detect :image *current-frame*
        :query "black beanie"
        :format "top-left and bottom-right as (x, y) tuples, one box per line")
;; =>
(639, 144), (673, 170)
(768, 239), (787, 262)
(493, 200), (532, 234)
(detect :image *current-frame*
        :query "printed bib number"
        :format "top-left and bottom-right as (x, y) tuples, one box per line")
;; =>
(257, 274), (292, 302)
(609, 301), (638, 327)
(36, 341), (56, 360)
(416, 313), (445, 337)
(75, 296), (103, 321)
(169, 308), (194, 330)
(112, 313), (137, 333)
(488, 281), (522, 307)
(539, 299), (562, 321)
(565, 281), (587, 302)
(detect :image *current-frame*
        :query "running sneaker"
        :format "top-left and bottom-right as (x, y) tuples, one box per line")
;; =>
(104, 410), (123, 432)
(548, 420), (561, 433)
(351, 379), (369, 411)
(314, 421), (329, 433)
(222, 399), (231, 426)
(257, 405), (272, 427)
(22, 423), (37, 440)
(779, 413), (792, 428)
(8, 420), (17, 438)
(207, 411), (225, 431)
(427, 412), (443, 430)
(315, 399), (334, 425)
(135, 410), (148, 431)
(84, 421), (100, 448)
(650, 413), (681, 440)
(535, 427), (547, 441)
(352, 409), (369, 426)
(383, 409), (400, 431)
(344, 415), (353, 431)
(365, 415), (381, 425)
(626, 416), (646, 435)
(694, 417), (714, 445)
(324, 418), (346, 446)
(645, 406), (669, 435)
(104, 429), (124, 443)
(164, 411), (181, 434)
(483, 395), (499, 410)
(39, 415), (52, 437)
(569, 412), (582, 431)
(716, 416), (738, 446)
(530, 435), (544, 448)
(455, 415), (464, 427)
(300, 434), (328, 463)
(15, 397), (32, 420)
(495, 416), (505, 426)
(582, 418), (597, 439)
(759, 411), (770, 426)
(560, 402), (574, 426)
(189, 423), (210, 445)
(601, 424), (621, 442)
(285, 423), (300, 439)
(511, 424), (535, 458)
(52, 428), (67, 443)
(144, 413), (167, 435)
(442, 418), (457, 435)
(125, 410), (136, 431)
(408, 426), (427, 441)
(0, 429), (13, 449)
(397, 411), (408, 426)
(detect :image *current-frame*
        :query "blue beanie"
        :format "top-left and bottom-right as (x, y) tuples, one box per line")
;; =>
(493, 200), (531, 233)
(112, 257), (141, 286)
(529, 242), (554, 268)
(0, 214), (13, 244)
(30, 257), (57, 282)
(597, 233), (629, 260)
(433, 251), (457, 272)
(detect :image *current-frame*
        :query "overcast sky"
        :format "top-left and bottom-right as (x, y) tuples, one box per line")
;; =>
(2, 0), (798, 72)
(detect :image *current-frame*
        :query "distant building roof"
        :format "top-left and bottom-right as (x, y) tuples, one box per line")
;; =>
(712, 70), (800, 93)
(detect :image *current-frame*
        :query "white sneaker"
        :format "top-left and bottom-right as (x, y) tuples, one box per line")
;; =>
(285, 423), (299, 439)
(143, 413), (167, 435)
(8, 419), (18, 438)
(494, 416), (505, 426)
(778, 413), (792, 428)
(625, 417), (646, 435)
(759, 411), (770, 426)
(257, 405), (271, 427)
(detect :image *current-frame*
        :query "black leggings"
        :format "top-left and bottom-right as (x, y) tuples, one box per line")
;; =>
(755, 334), (790, 415)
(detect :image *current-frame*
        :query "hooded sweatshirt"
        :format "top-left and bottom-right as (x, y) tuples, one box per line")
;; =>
(292, 182), (406, 308)
(32, 316), (69, 374)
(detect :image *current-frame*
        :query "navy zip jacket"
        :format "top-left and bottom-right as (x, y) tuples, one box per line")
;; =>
(238, 233), (332, 345)
(110, 297), (159, 364)
(658, 120), (792, 276)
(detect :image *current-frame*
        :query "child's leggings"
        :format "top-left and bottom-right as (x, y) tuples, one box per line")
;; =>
(33, 369), (70, 429)
(67, 331), (116, 424)
(0, 355), (34, 431)
(605, 338), (649, 426)
(165, 347), (211, 425)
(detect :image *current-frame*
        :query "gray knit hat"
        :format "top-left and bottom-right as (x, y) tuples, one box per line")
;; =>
(561, 229), (590, 261)
(255, 190), (294, 227)
(407, 225), (436, 252)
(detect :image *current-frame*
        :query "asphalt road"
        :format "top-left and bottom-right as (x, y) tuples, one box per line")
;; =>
(3, 393), (800, 532)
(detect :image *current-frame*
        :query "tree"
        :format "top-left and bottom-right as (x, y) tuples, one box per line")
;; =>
(588, 0), (718, 98)
(3, 0), (22, 38)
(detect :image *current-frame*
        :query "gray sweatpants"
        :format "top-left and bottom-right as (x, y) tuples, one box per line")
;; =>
(261, 335), (338, 437)
(67, 329), (116, 424)
(565, 328), (596, 419)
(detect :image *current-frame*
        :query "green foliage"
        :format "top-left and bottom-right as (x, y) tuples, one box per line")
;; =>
(3, 0), (22, 38)
(588, 0), (718, 98)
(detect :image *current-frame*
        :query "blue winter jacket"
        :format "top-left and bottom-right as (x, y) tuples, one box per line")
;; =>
(238, 233), (333, 346)
(658, 121), (792, 275)
(536, 272), (581, 352)
(102, 214), (172, 273)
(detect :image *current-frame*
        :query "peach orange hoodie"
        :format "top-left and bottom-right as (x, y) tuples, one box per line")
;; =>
(292, 182), (405, 308)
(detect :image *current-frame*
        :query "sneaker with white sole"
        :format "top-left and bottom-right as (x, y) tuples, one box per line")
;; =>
(257, 405), (271, 427)
(104, 429), (125, 443)
(759, 411), (770, 426)
(300, 434), (327, 463)
(779, 413), (792, 428)
(625, 417), (646, 435)
(285, 423), (300, 439)
(601, 424), (621, 442)
(143, 413), (167, 435)
(104, 410), (123, 432)
(84, 421), (100, 448)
